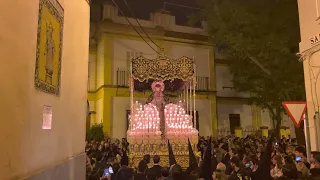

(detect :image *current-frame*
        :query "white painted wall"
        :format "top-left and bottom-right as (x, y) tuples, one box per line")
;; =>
(217, 104), (253, 129)
(113, 38), (157, 85)
(111, 97), (212, 139)
(196, 99), (212, 136)
(216, 65), (249, 98)
(88, 54), (96, 91)
(97, 40), (104, 87)
(170, 45), (210, 78)
(297, 0), (320, 150)
(261, 110), (272, 127)
(297, 0), (320, 52)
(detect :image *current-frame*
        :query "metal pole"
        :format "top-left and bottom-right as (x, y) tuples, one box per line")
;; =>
(186, 82), (188, 114)
(193, 58), (196, 128)
(304, 111), (311, 160)
(314, 112), (320, 151)
(130, 59), (134, 130)
(189, 81), (192, 115)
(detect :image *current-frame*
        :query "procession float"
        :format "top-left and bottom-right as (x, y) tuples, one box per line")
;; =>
(127, 53), (200, 168)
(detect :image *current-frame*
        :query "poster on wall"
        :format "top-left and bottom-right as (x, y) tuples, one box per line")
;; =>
(42, 105), (53, 129)
(34, 0), (64, 96)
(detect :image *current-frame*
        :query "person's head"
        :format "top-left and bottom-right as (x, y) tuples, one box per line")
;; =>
(144, 154), (151, 164)
(272, 155), (282, 168)
(170, 164), (183, 180)
(221, 143), (228, 153)
(295, 146), (306, 158)
(286, 146), (294, 156)
(212, 162), (226, 179)
(310, 151), (320, 165)
(230, 156), (241, 169)
(116, 166), (134, 180)
(120, 155), (129, 166)
(153, 155), (160, 164)
(137, 160), (148, 173)
(161, 167), (170, 177)
(189, 170), (199, 180)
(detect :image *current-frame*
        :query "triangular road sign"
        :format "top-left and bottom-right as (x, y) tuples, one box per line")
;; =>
(282, 102), (307, 128)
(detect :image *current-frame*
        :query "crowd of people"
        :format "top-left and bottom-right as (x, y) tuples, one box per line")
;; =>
(85, 134), (320, 180)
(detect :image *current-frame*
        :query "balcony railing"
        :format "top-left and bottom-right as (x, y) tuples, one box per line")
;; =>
(116, 69), (209, 91)
(116, 70), (128, 87)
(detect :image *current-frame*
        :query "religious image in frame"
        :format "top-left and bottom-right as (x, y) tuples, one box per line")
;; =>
(35, 0), (64, 96)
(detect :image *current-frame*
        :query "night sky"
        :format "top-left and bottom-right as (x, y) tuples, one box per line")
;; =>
(92, 0), (201, 26)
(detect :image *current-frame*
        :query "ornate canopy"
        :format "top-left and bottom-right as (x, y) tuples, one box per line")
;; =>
(132, 55), (195, 82)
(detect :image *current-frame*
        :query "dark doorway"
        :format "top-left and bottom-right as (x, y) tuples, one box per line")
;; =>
(229, 114), (241, 134)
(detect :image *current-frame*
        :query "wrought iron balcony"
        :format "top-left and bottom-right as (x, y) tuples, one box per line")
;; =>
(116, 69), (210, 91)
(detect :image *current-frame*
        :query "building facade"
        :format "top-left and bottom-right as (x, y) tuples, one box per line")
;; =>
(88, 4), (295, 139)
(297, 0), (320, 150)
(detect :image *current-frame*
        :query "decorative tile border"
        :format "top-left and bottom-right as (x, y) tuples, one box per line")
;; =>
(34, 0), (64, 96)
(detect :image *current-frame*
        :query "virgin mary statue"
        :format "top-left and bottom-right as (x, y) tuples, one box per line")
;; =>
(146, 81), (169, 135)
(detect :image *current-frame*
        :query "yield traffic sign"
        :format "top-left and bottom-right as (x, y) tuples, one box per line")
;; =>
(282, 102), (307, 128)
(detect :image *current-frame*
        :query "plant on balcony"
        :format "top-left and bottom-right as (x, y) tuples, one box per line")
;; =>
(86, 123), (104, 142)
(191, 0), (305, 143)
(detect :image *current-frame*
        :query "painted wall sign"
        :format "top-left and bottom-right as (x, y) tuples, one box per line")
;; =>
(310, 34), (320, 46)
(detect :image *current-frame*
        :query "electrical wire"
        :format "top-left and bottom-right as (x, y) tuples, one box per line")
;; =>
(123, 0), (163, 51)
(111, 0), (160, 54)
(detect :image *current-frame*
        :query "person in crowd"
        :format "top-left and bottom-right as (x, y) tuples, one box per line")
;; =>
(309, 151), (320, 179)
(228, 156), (246, 180)
(189, 170), (199, 180)
(160, 167), (170, 180)
(144, 154), (151, 165)
(116, 166), (134, 180)
(212, 162), (228, 180)
(271, 155), (283, 178)
(295, 146), (311, 169)
(148, 155), (162, 179)
(249, 158), (258, 173)
(277, 163), (299, 180)
(86, 133), (315, 180)
(135, 160), (148, 180)
(170, 164), (183, 180)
